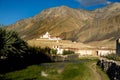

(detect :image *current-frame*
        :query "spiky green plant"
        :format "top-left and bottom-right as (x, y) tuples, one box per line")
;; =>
(0, 28), (28, 58)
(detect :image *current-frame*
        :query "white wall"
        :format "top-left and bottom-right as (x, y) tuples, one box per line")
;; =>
(76, 49), (116, 57)
(76, 50), (95, 56)
(97, 50), (116, 56)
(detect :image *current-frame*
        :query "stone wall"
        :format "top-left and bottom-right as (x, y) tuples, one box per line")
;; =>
(97, 58), (120, 80)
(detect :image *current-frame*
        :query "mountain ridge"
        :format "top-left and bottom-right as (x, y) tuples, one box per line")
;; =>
(6, 5), (94, 39)
(6, 3), (120, 48)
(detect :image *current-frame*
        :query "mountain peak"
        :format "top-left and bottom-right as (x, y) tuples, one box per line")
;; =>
(94, 2), (120, 14)
(56, 5), (69, 9)
(33, 5), (71, 20)
(111, 2), (120, 6)
(105, 2), (120, 10)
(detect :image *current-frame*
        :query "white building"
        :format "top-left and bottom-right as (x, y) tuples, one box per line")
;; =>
(40, 32), (50, 39)
(49, 37), (61, 41)
(97, 49), (116, 56)
(40, 32), (62, 41)
(75, 48), (116, 57)
(75, 49), (97, 57)
(53, 45), (63, 55)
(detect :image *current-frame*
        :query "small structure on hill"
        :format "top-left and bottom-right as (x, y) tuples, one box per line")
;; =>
(116, 38), (120, 54)
(40, 32), (50, 39)
(37, 32), (62, 41)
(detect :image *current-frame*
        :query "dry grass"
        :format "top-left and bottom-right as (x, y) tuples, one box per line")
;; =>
(87, 39), (116, 49)
(27, 39), (93, 49)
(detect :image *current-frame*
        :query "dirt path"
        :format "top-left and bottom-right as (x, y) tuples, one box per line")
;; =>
(89, 62), (102, 80)
(89, 62), (109, 80)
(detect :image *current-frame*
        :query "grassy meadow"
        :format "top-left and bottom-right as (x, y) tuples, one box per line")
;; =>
(0, 59), (110, 80)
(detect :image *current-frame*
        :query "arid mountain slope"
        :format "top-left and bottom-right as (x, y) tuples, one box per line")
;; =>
(61, 3), (120, 45)
(6, 3), (120, 48)
(6, 6), (94, 40)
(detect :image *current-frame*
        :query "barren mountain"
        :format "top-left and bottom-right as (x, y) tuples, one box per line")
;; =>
(61, 3), (120, 48)
(6, 6), (94, 40)
(6, 3), (120, 48)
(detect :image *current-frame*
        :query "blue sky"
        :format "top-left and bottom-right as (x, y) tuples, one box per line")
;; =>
(0, 0), (120, 25)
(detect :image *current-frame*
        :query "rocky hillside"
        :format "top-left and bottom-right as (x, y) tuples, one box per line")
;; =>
(6, 3), (120, 48)
(6, 6), (94, 40)
(61, 3), (120, 46)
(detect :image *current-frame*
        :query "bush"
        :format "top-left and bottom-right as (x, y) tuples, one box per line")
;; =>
(63, 50), (75, 55)
(106, 54), (120, 61)
(23, 46), (52, 65)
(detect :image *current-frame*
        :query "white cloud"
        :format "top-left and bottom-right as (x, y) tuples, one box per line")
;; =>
(106, 1), (112, 4)
(76, 0), (107, 6)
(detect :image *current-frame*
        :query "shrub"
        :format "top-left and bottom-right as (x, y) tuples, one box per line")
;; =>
(106, 54), (120, 61)
(63, 50), (75, 55)
(24, 46), (52, 65)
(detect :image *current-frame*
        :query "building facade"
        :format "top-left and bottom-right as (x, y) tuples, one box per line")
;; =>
(97, 49), (116, 56)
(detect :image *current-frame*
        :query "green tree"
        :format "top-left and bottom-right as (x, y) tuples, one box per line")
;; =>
(0, 28), (28, 59)
(50, 49), (57, 56)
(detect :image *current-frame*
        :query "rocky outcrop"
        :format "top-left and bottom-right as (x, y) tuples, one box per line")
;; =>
(97, 58), (120, 80)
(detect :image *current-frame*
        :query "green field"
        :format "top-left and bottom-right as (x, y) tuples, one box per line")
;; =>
(0, 59), (110, 80)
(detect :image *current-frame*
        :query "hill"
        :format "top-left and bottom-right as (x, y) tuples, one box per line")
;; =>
(60, 3), (120, 48)
(6, 3), (120, 48)
(6, 6), (94, 40)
